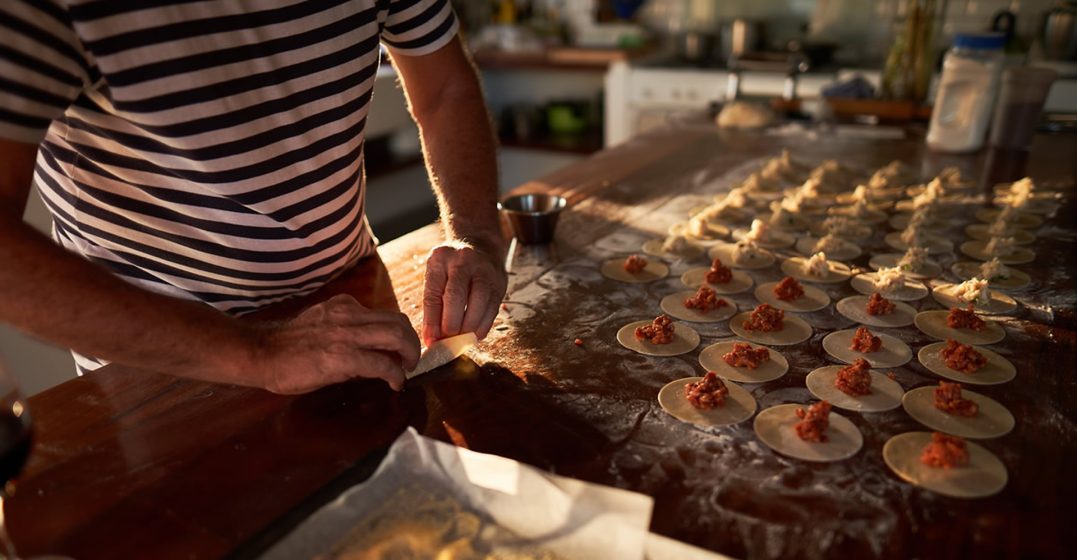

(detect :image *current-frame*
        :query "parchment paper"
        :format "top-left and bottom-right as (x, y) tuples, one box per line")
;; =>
(261, 428), (659, 560)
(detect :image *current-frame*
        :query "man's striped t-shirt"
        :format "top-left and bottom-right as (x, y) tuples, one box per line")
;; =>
(0, 0), (459, 371)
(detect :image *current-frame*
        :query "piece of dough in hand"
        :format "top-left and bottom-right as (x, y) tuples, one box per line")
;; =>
(407, 332), (478, 379)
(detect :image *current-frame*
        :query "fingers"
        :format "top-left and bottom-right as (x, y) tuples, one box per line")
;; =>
(476, 295), (501, 340)
(460, 277), (494, 337)
(354, 349), (406, 392)
(439, 265), (470, 339)
(422, 252), (449, 345)
(323, 343), (407, 392)
(423, 244), (507, 344)
(338, 320), (421, 371)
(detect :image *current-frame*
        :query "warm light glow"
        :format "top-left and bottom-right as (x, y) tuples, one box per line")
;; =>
(442, 420), (468, 448)
(10, 401), (23, 418)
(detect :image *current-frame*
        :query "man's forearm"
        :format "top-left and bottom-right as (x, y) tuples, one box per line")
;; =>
(0, 218), (258, 384)
(411, 67), (502, 252)
(385, 41), (509, 343)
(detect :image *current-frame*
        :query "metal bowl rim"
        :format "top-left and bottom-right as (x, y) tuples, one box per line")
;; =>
(497, 193), (568, 216)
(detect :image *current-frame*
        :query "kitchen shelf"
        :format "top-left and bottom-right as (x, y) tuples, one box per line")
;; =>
(473, 46), (652, 72)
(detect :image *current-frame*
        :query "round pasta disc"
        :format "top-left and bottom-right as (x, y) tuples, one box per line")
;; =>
(894, 199), (958, 215)
(975, 208), (1042, 228)
(959, 240), (1035, 265)
(754, 403), (864, 462)
(660, 291), (738, 323)
(794, 236), (861, 261)
(729, 312), (812, 346)
(805, 367), (904, 412)
(780, 256), (853, 284)
(993, 183), (1061, 197)
(617, 320), (701, 357)
(601, 258), (670, 283)
(931, 284), (1017, 315)
(964, 224), (1035, 244)
(826, 205), (888, 224)
(914, 311), (1006, 345)
(907, 182), (975, 196)
(642, 239), (706, 260)
(754, 282), (830, 312)
(884, 232), (953, 255)
(950, 262), (1031, 290)
(868, 253), (942, 279)
(883, 431), (1008, 498)
(991, 196), (1060, 215)
(836, 295), (916, 328)
(745, 189), (784, 203)
(902, 387), (1015, 439)
(670, 221), (731, 242)
(707, 243), (775, 270)
(821, 329), (912, 368)
(808, 221), (872, 240)
(698, 341), (789, 383)
(888, 213), (947, 231)
(689, 205), (747, 223)
(658, 377), (757, 427)
(917, 342), (1016, 385)
(769, 213), (811, 232)
(680, 267), (754, 294)
(781, 189), (834, 208)
(850, 272), (929, 301)
(865, 185), (907, 200)
(731, 228), (796, 249)
(835, 191), (898, 206)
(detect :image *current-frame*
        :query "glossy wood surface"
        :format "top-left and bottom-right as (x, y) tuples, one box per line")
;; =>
(10, 127), (1077, 559)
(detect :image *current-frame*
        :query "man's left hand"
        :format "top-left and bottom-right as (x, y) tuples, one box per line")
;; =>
(421, 238), (507, 346)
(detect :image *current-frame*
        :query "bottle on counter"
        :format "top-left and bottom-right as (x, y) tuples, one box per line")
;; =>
(926, 33), (1006, 153)
(881, 0), (942, 103)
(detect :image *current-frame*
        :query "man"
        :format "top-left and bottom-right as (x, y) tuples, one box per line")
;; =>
(0, 1), (506, 394)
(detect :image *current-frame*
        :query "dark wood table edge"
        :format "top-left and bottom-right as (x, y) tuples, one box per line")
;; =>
(222, 447), (389, 560)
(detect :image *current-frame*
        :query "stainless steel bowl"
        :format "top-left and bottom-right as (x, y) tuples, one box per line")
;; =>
(497, 193), (567, 245)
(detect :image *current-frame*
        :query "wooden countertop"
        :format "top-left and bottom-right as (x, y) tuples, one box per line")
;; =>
(10, 127), (1077, 559)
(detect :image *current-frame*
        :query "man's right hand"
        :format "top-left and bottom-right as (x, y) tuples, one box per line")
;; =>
(252, 294), (420, 394)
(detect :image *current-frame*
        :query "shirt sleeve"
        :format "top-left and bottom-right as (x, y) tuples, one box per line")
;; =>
(380, 0), (460, 57)
(0, 0), (92, 144)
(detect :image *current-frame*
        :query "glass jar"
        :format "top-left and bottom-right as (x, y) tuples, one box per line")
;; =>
(925, 33), (1005, 153)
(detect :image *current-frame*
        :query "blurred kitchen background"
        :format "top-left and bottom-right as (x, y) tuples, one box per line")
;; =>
(7, 0), (1077, 394)
(370, 0), (1075, 232)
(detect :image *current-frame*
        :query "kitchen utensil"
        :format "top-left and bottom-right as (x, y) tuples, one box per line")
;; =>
(498, 193), (567, 245)
(989, 67), (1058, 150)
(1042, 1), (1077, 61)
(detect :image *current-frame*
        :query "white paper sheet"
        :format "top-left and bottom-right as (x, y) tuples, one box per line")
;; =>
(261, 428), (656, 560)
